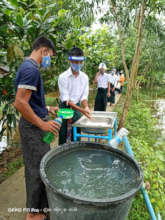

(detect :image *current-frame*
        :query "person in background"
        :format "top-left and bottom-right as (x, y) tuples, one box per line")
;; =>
(108, 68), (117, 106)
(119, 70), (125, 93)
(58, 46), (91, 145)
(14, 36), (60, 220)
(93, 63), (110, 111)
(114, 70), (121, 94)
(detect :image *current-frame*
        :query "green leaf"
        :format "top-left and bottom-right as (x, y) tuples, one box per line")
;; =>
(3, 8), (12, 16)
(13, 45), (24, 58)
(8, 0), (18, 8)
(16, 14), (23, 27)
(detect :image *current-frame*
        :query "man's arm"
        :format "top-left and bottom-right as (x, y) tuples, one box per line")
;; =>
(93, 72), (100, 83)
(14, 88), (60, 135)
(67, 100), (91, 118)
(58, 75), (70, 105)
(79, 76), (91, 118)
(81, 99), (91, 116)
(107, 82), (111, 97)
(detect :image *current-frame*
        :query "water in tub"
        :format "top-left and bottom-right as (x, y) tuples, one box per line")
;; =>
(46, 149), (139, 200)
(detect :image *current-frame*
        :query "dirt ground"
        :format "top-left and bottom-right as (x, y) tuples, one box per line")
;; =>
(0, 94), (121, 220)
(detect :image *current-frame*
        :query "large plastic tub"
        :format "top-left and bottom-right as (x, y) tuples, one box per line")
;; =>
(40, 142), (143, 220)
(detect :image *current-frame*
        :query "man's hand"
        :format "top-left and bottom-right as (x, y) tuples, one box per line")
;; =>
(84, 106), (90, 113)
(48, 106), (60, 116)
(40, 120), (61, 136)
(82, 106), (92, 119)
(93, 72), (100, 83)
(107, 92), (111, 97)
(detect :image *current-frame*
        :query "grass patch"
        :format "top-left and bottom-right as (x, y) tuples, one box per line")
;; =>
(114, 89), (165, 219)
(45, 96), (58, 106)
(0, 156), (24, 183)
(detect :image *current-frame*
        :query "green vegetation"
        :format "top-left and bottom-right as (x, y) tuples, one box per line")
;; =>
(0, 0), (165, 217)
(113, 89), (165, 219)
(45, 96), (59, 107)
(0, 156), (24, 183)
(0, 0), (165, 138)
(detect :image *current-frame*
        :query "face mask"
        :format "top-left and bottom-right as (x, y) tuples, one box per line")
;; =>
(100, 69), (105, 74)
(70, 63), (83, 72)
(41, 54), (51, 68)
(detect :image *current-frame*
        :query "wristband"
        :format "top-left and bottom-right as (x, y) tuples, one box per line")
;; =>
(46, 106), (50, 111)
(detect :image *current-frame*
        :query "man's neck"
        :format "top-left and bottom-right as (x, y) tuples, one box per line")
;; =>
(71, 68), (79, 77)
(29, 51), (41, 65)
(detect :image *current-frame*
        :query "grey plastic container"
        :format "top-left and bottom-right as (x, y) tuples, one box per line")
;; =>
(40, 142), (143, 220)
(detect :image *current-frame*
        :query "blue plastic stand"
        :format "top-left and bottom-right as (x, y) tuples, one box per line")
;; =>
(73, 119), (117, 144)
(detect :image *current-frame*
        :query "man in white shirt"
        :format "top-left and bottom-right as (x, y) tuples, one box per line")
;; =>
(58, 47), (91, 144)
(93, 63), (110, 111)
(108, 68), (117, 106)
(114, 71), (121, 93)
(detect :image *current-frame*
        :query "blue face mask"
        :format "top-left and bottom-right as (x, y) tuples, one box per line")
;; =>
(41, 54), (51, 68)
(70, 63), (83, 72)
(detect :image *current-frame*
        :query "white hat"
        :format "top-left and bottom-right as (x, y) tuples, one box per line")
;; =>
(99, 63), (107, 70)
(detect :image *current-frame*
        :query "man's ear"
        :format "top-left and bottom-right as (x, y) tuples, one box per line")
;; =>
(40, 47), (48, 56)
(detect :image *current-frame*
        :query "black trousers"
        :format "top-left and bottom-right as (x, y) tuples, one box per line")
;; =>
(94, 88), (108, 111)
(107, 84), (115, 104)
(19, 117), (50, 213)
(58, 102), (81, 145)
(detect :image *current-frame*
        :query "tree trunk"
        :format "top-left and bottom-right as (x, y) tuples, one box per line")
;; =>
(135, 80), (140, 102)
(118, 1), (145, 130)
(118, 83), (133, 129)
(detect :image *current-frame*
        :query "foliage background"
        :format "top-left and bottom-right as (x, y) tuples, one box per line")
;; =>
(0, 1), (165, 218)
(114, 90), (165, 219)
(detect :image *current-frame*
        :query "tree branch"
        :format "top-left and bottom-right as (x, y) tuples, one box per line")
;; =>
(118, 1), (146, 129)
(110, 0), (130, 81)
(130, 1), (146, 87)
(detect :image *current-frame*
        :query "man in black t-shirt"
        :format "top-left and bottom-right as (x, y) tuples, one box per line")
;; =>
(14, 36), (59, 220)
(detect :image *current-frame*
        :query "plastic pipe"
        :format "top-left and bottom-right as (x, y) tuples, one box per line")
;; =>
(122, 136), (134, 157)
(157, 213), (162, 220)
(108, 129), (112, 144)
(73, 126), (113, 142)
(140, 185), (157, 220)
(114, 119), (117, 136)
(75, 133), (110, 140)
(122, 136), (158, 220)
(73, 126), (77, 142)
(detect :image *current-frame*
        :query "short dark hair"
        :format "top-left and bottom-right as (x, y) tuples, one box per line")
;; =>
(69, 47), (83, 56)
(32, 36), (55, 54)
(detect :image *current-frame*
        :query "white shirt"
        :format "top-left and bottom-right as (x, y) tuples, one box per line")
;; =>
(114, 74), (120, 82)
(97, 73), (110, 88)
(108, 74), (117, 87)
(58, 67), (89, 104)
(114, 74), (121, 89)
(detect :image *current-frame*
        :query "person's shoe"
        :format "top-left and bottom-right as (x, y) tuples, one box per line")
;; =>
(26, 213), (47, 220)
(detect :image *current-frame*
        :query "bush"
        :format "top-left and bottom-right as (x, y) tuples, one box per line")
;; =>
(115, 92), (165, 219)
